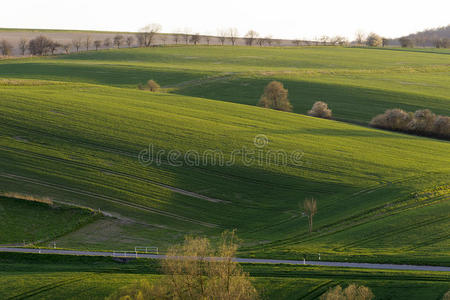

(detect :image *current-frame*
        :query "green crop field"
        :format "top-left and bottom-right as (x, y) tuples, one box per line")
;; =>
(0, 42), (449, 299)
(0, 253), (448, 300)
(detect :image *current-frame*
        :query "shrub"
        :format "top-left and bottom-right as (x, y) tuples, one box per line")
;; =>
(320, 284), (374, 300)
(258, 81), (292, 112)
(369, 108), (412, 131)
(407, 109), (436, 135)
(147, 80), (160, 92)
(432, 115), (450, 138)
(308, 101), (332, 119)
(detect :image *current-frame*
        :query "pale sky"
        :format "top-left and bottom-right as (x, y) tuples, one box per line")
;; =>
(1, 0), (449, 40)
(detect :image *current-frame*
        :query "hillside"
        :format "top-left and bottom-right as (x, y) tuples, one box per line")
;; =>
(0, 77), (448, 263)
(1, 46), (449, 125)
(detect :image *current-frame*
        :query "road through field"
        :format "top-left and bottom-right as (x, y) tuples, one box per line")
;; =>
(1, 247), (449, 272)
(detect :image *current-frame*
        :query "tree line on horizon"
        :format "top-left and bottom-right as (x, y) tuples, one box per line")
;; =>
(1, 24), (448, 57)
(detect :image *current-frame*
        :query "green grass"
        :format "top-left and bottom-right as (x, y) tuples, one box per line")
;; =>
(1, 46), (449, 124)
(0, 253), (448, 300)
(0, 81), (448, 263)
(0, 195), (98, 245)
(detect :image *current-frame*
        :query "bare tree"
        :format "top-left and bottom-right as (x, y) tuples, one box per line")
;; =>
(190, 33), (201, 45)
(18, 39), (28, 55)
(113, 35), (124, 48)
(173, 34), (182, 45)
(205, 35), (212, 45)
(84, 36), (92, 51)
(320, 35), (330, 45)
(382, 38), (389, 47)
(126, 36), (135, 47)
(303, 198), (317, 233)
(159, 35), (168, 46)
(136, 24), (162, 47)
(103, 38), (111, 48)
(399, 37), (414, 48)
(292, 39), (302, 46)
(257, 37), (266, 47)
(228, 28), (239, 46)
(49, 41), (61, 55)
(183, 28), (191, 45)
(244, 30), (259, 46)
(217, 29), (227, 45)
(258, 81), (292, 112)
(63, 44), (71, 54)
(0, 40), (13, 56)
(355, 30), (366, 45)
(28, 36), (53, 55)
(265, 36), (273, 46)
(94, 40), (102, 50)
(72, 38), (82, 52)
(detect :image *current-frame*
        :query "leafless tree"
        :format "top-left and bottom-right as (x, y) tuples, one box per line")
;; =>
(126, 36), (134, 47)
(205, 35), (212, 45)
(182, 28), (192, 45)
(173, 34), (182, 45)
(217, 29), (227, 45)
(72, 38), (82, 52)
(330, 36), (348, 46)
(159, 35), (168, 46)
(103, 38), (111, 48)
(113, 35), (124, 48)
(257, 37), (266, 47)
(244, 30), (259, 46)
(320, 35), (330, 45)
(0, 40), (13, 56)
(136, 24), (162, 47)
(292, 39), (302, 46)
(265, 36), (273, 46)
(190, 33), (201, 45)
(84, 36), (92, 51)
(18, 39), (28, 55)
(49, 41), (61, 55)
(94, 40), (102, 50)
(28, 36), (53, 55)
(63, 44), (71, 54)
(382, 38), (389, 47)
(355, 30), (366, 45)
(399, 37), (414, 48)
(303, 198), (317, 233)
(228, 28), (239, 46)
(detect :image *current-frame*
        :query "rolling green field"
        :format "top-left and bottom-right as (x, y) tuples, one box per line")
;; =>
(1, 46), (449, 124)
(0, 77), (448, 263)
(0, 253), (448, 300)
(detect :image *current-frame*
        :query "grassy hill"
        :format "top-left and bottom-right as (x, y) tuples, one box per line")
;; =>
(0, 77), (448, 263)
(1, 46), (449, 124)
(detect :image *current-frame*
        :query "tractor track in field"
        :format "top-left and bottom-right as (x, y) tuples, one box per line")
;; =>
(0, 173), (218, 228)
(0, 145), (228, 204)
(6, 275), (88, 300)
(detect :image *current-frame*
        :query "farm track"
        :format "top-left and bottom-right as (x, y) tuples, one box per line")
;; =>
(0, 173), (218, 228)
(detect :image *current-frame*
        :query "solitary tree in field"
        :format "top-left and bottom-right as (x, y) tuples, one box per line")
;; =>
(258, 81), (293, 112)
(72, 38), (82, 52)
(113, 35), (124, 48)
(19, 39), (28, 55)
(245, 30), (259, 46)
(303, 198), (317, 233)
(93, 40), (102, 51)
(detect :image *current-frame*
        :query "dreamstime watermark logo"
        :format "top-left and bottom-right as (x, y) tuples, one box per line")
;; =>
(138, 134), (304, 167)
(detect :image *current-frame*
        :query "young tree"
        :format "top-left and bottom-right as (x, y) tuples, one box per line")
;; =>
(205, 35), (212, 45)
(303, 198), (317, 233)
(126, 36), (135, 47)
(308, 101), (332, 119)
(18, 39), (28, 55)
(228, 28), (239, 46)
(0, 40), (13, 56)
(136, 23), (162, 47)
(320, 284), (374, 300)
(93, 40), (102, 50)
(84, 36), (92, 50)
(113, 35), (124, 48)
(244, 30), (259, 46)
(72, 38), (82, 52)
(258, 81), (293, 112)
(218, 29), (227, 45)
(366, 33), (382, 47)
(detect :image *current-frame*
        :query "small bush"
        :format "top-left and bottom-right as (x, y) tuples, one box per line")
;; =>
(320, 284), (374, 300)
(308, 101), (332, 119)
(369, 108), (412, 130)
(147, 80), (160, 92)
